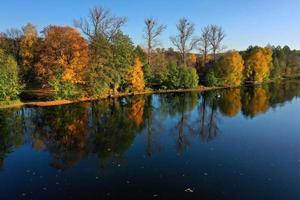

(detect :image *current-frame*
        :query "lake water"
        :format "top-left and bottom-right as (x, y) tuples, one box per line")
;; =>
(1, 81), (300, 200)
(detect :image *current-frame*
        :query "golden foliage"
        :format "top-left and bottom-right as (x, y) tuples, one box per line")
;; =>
(126, 58), (145, 91)
(129, 99), (145, 127)
(20, 23), (38, 73)
(242, 87), (269, 117)
(187, 53), (197, 67)
(219, 89), (241, 117)
(245, 48), (273, 82)
(218, 51), (244, 86)
(35, 26), (89, 83)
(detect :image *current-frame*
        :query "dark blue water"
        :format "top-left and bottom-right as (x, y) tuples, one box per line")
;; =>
(1, 81), (300, 200)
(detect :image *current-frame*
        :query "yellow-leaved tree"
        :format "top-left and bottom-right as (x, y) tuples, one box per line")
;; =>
(245, 47), (273, 83)
(218, 50), (244, 86)
(19, 23), (39, 82)
(126, 58), (145, 92)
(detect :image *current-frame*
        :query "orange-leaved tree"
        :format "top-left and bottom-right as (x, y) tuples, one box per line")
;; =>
(218, 50), (244, 86)
(187, 53), (197, 67)
(35, 26), (89, 84)
(245, 47), (273, 83)
(126, 58), (145, 91)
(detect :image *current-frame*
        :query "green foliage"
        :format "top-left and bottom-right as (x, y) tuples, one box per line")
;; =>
(271, 45), (300, 77)
(204, 66), (221, 87)
(181, 67), (199, 88)
(87, 31), (136, 93)
(164, 63), (180, 88)
(49, 68), (80, 100)
(86, 67), (111, 97)
(110, 31), (135, 89)
(142, 64), (153, 87)
(161, 63), (199, 89)
(0, 49), (22, 101)
(134, 45), (147, 64)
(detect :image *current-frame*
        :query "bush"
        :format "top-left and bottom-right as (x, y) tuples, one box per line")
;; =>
(0, 49), (22, 101)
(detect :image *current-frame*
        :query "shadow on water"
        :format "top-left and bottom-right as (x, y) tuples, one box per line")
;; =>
(1, 80), (300, 199)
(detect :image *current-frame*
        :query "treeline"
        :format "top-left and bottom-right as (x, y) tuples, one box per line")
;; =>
(0, 6), (300, 101)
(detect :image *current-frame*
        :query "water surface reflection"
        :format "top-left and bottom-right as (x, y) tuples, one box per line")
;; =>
(1, 81), (300, 199)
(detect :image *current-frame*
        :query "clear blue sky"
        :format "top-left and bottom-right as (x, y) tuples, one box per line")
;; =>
(1, 0), (300, 50)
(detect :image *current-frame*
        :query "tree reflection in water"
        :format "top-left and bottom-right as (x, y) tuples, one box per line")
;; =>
(0, 81), (300, 170)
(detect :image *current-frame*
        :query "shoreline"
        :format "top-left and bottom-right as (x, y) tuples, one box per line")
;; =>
(0, 79), (290, 109)
(0, 85), (235, 109)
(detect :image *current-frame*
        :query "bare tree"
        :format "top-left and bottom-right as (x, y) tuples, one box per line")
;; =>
(144, 18), (166, 65)
(199, 25), (211, 66)
(170, 18), (199, 66)
(208, 25), (225, 61)
(5, 28), (23, 39)
(74, 6), (127, 42)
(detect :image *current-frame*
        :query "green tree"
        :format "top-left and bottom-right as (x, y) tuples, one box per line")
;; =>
(134, 45), (147, 64)
(110, 31), (135, 90)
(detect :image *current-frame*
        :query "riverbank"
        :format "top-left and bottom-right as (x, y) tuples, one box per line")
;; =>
(2, 78), (293, 109)
(0, 85), (237, 109)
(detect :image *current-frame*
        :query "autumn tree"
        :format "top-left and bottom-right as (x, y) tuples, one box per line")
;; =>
(244, 47), (273, 83)
(35, 26), (89, 84)
(126, 58), (145, 92)
(19, 23), (39, 83)
(187, 53), (197, 67)
(217, 51), (244, 86)
(170, 18), (199, 66)
(143, 18), (166, 65)
(208, 25), (225, 61)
